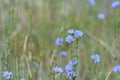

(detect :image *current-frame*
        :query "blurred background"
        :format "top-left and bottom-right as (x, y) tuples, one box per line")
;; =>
(0, 0), (120, 80)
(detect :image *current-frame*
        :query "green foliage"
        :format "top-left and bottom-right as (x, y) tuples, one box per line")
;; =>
(0, 0), (120, 80)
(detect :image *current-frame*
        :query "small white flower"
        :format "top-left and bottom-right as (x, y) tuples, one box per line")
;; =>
(67, 29), (74, 34)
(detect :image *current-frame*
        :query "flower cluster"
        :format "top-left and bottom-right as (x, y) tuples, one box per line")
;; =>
(65, 59), (78, 79)
(55, 29), (83, 58)
(54, 29), (83, 78)
(66, 29), (84, 43)
(55, 29), (84, 48)
(53, 60), (78, 79)
(55, 29), (84, 45)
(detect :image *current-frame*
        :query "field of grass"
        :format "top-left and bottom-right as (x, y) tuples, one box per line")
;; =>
(0, 0), (120, 80)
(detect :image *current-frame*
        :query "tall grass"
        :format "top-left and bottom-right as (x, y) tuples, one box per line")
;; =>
(0, 0), (120, 80)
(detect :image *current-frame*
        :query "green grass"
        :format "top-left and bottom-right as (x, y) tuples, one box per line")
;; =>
(0, 0), (120, 80)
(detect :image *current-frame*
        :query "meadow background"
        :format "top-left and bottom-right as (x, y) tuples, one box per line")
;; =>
(0, 0), (120, 80)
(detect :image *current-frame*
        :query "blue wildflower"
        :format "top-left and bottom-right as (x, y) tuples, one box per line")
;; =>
(88, 0), (95, 6)
(91, 54), (101, 63)
(67, 29), (74, 34)
(65, 61), (77, 79)
(55, 37), (63, 46)
(113, 65), (120, 72)
(65, 64), (77, 79)
(65, 35), (75, 43)
(67, 71), (76, 79)
(74, 30), (84, 37)
(2, 71), (13, 79)
(60, 51), (68, 57)
(97, 13), (105, 20)
(69, 59), (78, 66)
(65, 64), (73, 73)
(20, 78), (26, 80)
(53, 66), (63, 73)
(111, 1), (120, 8)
